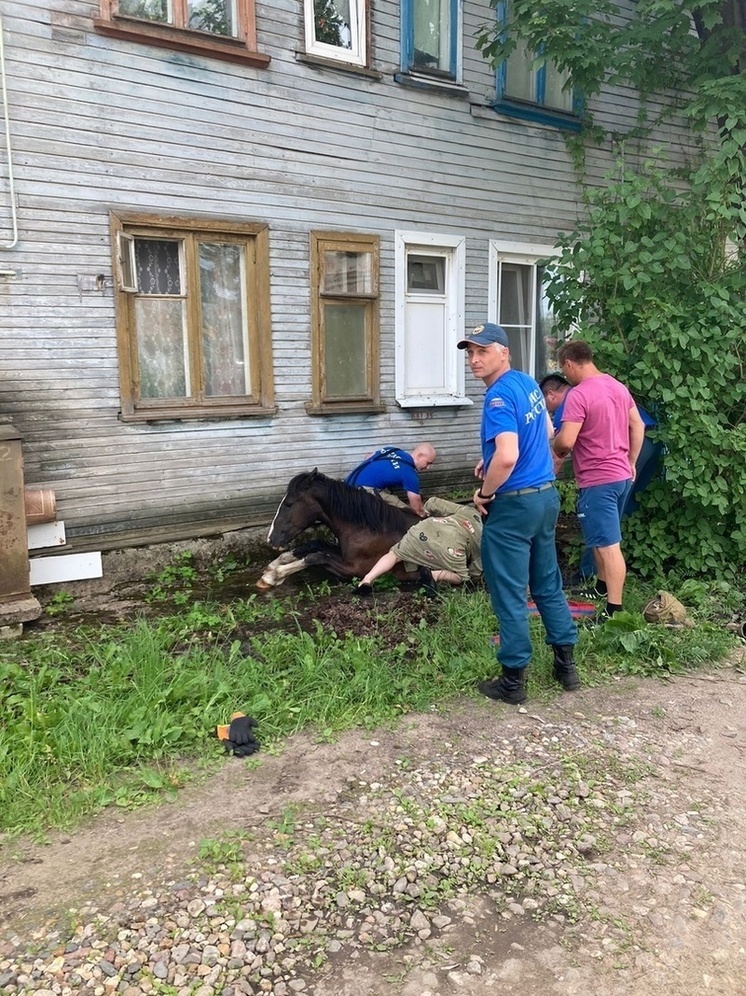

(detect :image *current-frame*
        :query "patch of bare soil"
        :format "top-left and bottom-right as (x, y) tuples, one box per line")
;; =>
(2, 651), (745, 995)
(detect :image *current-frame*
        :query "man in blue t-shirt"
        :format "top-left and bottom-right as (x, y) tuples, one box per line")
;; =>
(345, 443), (436, 517)
(458, 323), (578, 705)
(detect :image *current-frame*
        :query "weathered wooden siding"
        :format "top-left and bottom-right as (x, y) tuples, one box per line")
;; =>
(0, 0), (696, 547)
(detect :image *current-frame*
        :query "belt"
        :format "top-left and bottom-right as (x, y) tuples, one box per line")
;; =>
(495, 482), (554, 498)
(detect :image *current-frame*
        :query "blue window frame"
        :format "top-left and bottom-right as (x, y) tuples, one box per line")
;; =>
(401, 0), (460, 81)
(493, 2), (582, 130)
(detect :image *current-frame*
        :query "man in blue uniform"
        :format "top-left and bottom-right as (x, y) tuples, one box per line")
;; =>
(459, 323), (578, 704)
(345, 443), (436, 517)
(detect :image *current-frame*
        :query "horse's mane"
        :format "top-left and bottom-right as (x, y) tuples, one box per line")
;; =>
(287, 471), (418, 533)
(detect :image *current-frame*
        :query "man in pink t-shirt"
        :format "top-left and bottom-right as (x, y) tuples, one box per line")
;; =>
(553, 341), (645, 617)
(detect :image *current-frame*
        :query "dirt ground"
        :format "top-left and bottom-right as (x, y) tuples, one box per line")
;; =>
(2, 648), (745, 995)
(3, 532), (746, 994)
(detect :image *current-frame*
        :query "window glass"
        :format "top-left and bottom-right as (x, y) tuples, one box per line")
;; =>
(188, 0), (237, 36)
(322, 251), (373, 295)
(544, 61), (573, 112)
(134, 239), (182, 295)
(324, 302), (367, 397)
(407, 255), (445, 293)
(313, 0), (353, 49)
(504, 36), (533, 101)
(118, 0), (168, 21)
(134, 297), (189, 398)
(412, 0), (451, 73)
(199, 242), (250, 397)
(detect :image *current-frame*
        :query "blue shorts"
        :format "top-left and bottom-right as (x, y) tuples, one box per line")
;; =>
(577, 480), (632, 548)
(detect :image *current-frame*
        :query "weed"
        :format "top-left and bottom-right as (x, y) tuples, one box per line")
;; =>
(46, 591), (75, 616)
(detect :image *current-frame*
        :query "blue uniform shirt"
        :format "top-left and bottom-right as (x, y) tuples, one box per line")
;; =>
(345, 447), (420, 494)
(482, 370), (554, 493)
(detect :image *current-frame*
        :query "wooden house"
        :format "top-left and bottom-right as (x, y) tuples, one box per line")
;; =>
(0, 0), (691, 550)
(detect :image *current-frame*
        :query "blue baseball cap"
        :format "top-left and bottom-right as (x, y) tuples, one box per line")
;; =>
(457, 322), (510, 349)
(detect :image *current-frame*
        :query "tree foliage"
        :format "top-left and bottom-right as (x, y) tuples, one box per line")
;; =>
(477, 0), (746, 577)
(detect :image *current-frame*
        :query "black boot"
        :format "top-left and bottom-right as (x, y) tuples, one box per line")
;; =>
(477, 666), (527, 705)
(552, 644), (580, 691)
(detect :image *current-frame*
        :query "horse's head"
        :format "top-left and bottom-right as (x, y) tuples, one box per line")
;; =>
(267, 469), (324, 549)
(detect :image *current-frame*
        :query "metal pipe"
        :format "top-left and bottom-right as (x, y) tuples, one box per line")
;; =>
(0, 13), (19, 250)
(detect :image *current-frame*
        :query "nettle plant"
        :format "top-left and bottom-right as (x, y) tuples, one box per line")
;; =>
(543, 160), (746, 576)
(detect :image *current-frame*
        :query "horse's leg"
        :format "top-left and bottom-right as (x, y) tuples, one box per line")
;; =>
(256, 542), (344, 590)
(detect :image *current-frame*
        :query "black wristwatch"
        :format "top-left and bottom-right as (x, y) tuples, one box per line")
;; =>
(477, 490), (495, 502)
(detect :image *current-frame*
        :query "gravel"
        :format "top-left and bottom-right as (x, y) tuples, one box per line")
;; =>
(1, 695), (742, 996)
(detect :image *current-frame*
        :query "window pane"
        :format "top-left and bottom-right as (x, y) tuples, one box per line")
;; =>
(324, 302), (367, 397)
(505, 36), (534, 101)
(544, 60), (573, 112)
(322, 251), (373, 295)
(118, 0), (169, 22)
(499, 263), (533, 328)
(404, 300), (446, 392)
(413, 0), (451, 73)
(199, 242), (250, 397)
(407, 255), (445, 293)
(536, 265), (560, 373)
(134, 297), (189, 398)
(135, 239), (182, 295)
(188, 0), (236, 36)
(314, 0), (353, 49)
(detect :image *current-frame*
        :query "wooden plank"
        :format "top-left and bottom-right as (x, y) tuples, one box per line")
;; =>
(29, 552), (103, 586)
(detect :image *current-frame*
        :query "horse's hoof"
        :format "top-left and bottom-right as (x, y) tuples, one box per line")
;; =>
(256, 576), (275, 591)
(356, 583), (373, 597)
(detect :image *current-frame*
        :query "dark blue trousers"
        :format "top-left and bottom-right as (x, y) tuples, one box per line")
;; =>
(482, 487), (577, 671)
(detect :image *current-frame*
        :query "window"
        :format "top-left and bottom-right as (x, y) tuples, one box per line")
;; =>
(112, 214), (274, 421)
(94, 0), (269, 67)
(402, 0), (460, 81)
(308, 232), (381, 413)
(493, 2), (580, 129)
(304, 0), (367, 67)
(489, 241), (563, 379)
(395, 232), (468, 407)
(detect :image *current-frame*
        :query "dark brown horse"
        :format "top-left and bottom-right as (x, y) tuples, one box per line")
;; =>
(257, 469), (420, 589)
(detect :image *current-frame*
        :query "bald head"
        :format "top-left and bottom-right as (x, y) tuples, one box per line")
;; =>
(411, 443), (436, 471)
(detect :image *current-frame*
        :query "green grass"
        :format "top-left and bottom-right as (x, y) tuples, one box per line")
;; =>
(0, 575), (738, 837)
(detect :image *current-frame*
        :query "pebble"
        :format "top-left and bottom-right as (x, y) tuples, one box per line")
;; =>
(2, 696), (744, 996)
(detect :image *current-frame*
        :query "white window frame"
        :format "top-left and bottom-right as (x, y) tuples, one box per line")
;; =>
(488, 240), (560, 379)
(395, 231), (469, 408)
(304, 0), (366, 67)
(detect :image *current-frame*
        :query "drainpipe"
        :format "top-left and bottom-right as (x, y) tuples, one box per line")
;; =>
(0, 12), (19, 255)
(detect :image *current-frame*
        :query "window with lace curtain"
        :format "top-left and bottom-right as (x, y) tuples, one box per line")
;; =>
(111, 214), (274, 421)
(94, 0), (269, 68)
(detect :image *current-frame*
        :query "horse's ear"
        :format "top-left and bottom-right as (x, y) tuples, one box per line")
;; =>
(310, 468), (319, 480)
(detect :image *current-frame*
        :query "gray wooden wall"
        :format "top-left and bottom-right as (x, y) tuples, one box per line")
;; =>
(0, 0), (693, 547)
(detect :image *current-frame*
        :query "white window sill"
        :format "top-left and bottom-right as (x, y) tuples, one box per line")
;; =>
(396, 396), (474, 408)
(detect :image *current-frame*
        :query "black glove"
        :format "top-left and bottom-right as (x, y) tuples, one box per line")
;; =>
(228, 715), (258, 746)
(226, 738), (260, 757)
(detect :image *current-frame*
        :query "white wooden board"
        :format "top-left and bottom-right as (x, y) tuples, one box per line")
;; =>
(27, 520), (67, 550)
(30, 552), (103, 586)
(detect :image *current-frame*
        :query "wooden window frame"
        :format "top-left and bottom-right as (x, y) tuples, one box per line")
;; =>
(306, 231), (382, 416)
(94, 0), (270, 68)
(111, 212), (274, 423)
(492, 2), (581, 131)
(401, 0), (462, 83)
